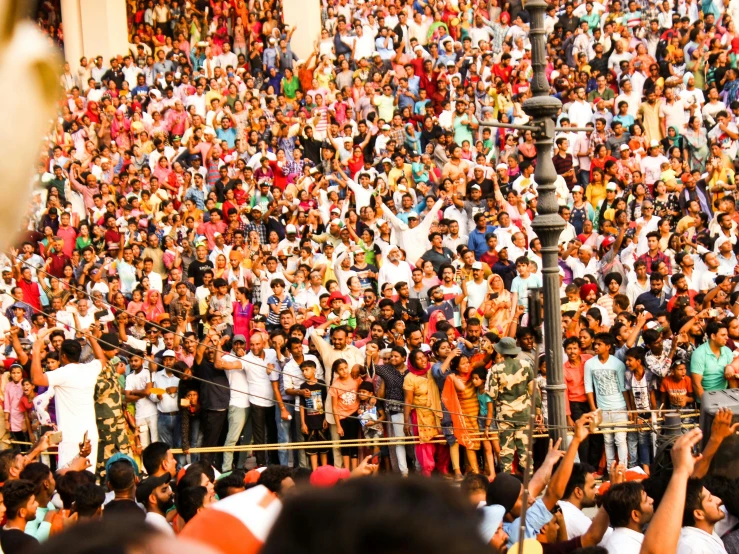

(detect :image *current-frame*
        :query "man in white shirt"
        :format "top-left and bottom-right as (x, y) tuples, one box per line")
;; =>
(377, 246), (414, 293)
(150, 350), (181, 449)
(135, 474), (175, 536)
(124, 351), (159, 449)
(31, 329), (104, 470)
(560, 463), (613, 543)
(216, 332), (280, 467)
(569, 86), (595, 128)
(219, 334), (252, 473)
(602, 481), (654, 554)
(676, 481), (729, 554)
(217, 43), (238, 69)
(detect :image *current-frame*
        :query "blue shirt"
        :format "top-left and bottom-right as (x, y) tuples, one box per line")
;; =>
(504, 499), (553, 546)
(216, 127), (237, 149)
(468, 226), (495, 259)
(584, 355), (628, 410)
(510, 274), (543, 313)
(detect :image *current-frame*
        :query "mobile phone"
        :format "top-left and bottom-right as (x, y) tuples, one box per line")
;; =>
(82, 430), (88, 445)
(489, 292), (499, 300)
(731, 275), (739, 283)
(370, 451), (383, 465)
(94, 310), (108, 321)
(146, 342), (153, 355)
(48, 431), (63, 445)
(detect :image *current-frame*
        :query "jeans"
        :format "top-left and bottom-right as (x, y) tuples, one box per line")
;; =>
(223, 406), (252, 472)
(136, 414), (159, 450)
(569, 401), (604, 468)
(251, 404), (278, 466)
(602, 411), (628, 468)
(187, 416), (203, 464)
(157, 413), (179, 450)
(389, 412), (409, 475)
(627, 419), (654, 468)
(578, 169), (590, 190)
(276, 403), (307, 468)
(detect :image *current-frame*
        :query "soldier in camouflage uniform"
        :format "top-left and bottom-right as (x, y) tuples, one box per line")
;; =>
(486, 337), (539, 474)
(94, 333), (130, 480)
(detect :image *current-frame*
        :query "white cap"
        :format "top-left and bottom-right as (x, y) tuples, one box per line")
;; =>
(214, 231), (222, 237)
(620, 144), (630, 151)
(382, 157), (392, 164)
(286, 224), (297, 234)
(269, 37), (276, 44)
(397, 184), (407, 192)
(606, 183), (617, 191)
(496, 163), (508, 171)
(381, 124), (391, 131)
(331, 207), (341, 214)
(414, 45), (423, 52)
(649, 139), (660, 148)
(572, 185), (584, 193)
(471, 184), (481, 190)
(376, 219), (386, 227)
(472, 261), (483, 269)
(162, 349), (176, 358)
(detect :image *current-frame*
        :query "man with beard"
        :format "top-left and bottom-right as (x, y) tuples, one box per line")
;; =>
(492, 247), (517, 290)
(676, 480), (729, 554)
(667, 273), (698, 312)
(377, 245), (414, 293)
(427, 266), (467, 327)
(136, 474), (175, 536)
(635, 273), (671, 317)
(602, 482), (655, 554)
(394, 281), (426, 327)
(560, 463), (609, 540)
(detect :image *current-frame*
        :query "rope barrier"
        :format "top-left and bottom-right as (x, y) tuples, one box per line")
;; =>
(6, 261), (704, 432)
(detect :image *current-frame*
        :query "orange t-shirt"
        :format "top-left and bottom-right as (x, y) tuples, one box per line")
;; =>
(329, 377), (362, 419)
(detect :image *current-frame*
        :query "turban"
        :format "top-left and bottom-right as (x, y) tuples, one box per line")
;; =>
(579, 283), (598, 301)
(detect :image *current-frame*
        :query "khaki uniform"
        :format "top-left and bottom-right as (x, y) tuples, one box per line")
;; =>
(487, 357), (535, 473)
(94, 360), (130, 479)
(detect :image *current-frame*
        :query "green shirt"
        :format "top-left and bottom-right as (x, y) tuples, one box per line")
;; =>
(691, 342), (731, 395)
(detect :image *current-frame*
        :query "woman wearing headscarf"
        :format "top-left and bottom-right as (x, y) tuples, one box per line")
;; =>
(661, 125), (685, 154)
(143, 289), (164, 321)
(403, 348), (449, 477)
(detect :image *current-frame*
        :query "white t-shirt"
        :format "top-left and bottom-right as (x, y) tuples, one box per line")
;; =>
(222, 353), (250, 408)
(125, 369), (158, 419)
(47, 359), (102, 464)
(242, 349), (280, 408)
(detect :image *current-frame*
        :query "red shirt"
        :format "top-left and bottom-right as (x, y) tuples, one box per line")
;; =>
(493, 63), (514, 83)
(564, 354), (591, 402)
(17, 279), (41, 312)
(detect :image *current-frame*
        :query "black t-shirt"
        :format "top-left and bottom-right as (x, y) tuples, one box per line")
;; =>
(299, 382), (327, 430)
(466, 178), (495, 197)
(0, 527), (40, 552)
(542, 536), (582, 554)
(193, 359), (230, 411)
(188, 259), (214, 287)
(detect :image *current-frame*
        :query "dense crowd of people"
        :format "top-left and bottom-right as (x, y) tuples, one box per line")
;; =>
(1, 0), (739, 551)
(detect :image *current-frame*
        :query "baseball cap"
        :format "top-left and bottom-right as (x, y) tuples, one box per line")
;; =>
(162, 349), (176, 358)
(601, 236), (616, 249)
(382, 157), (392, 164)
(471, 184), (481, 191)
(606, 183), (617, 191)
(572, 185), (584, 193)
(286, 224), (297, 234)
(381, 124), (391, 131)
(496, 163), (508, 171)
(310, 465), (351, 488)
(135, 474), (171, 505)
(649, 139), (660, 148)
(232, 334), (247, 344)
(328, 291), (345, 304)
(620, 144), (630, 151)
(472, 261), (483, 270)
(105, 453), (140, 478)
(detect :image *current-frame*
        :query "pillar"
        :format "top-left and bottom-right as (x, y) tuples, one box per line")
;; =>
(61, 0), (84, 68)
(282, 0), (322, 60)
(523, 0), (568, 445)
(78, 0), (129, 64)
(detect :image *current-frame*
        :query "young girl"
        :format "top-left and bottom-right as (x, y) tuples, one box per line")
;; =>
(329, 358), (362, 470)
(20, 379), (38, 444)
(471, 367), (495, 478)
(4, 364), (29, 445)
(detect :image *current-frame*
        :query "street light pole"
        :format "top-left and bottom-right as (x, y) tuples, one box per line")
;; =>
(522, 0), (568, 444)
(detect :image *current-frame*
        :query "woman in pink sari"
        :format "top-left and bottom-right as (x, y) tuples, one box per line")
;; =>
(144, 289), (165, 321)
(111, 111), (132, 150)
(153, 155), (173, 184)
